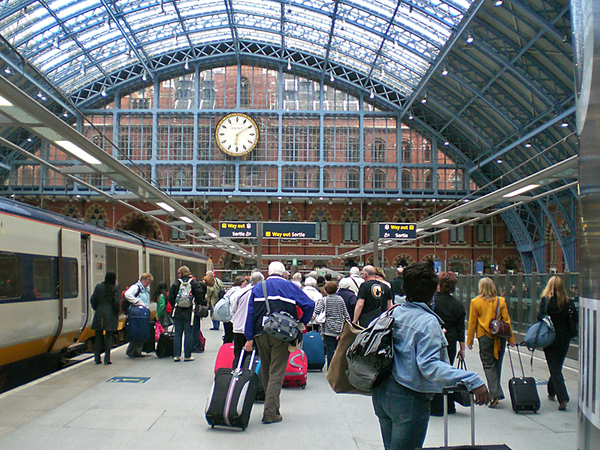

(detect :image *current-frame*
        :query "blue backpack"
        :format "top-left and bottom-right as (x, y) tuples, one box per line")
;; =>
(523, 298), (556, 351)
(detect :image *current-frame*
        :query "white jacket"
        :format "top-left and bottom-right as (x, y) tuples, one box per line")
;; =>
(229, 284), (253, 334)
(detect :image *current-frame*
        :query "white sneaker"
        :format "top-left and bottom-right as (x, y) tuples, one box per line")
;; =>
(184, 357), (195, 362)
(173, 357), (181, 362)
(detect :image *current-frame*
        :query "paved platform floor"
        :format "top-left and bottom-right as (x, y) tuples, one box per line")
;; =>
(0, 320), (579, 450)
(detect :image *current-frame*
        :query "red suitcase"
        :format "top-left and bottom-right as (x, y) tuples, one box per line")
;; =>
(214, 343), (236, 373)
(283, 349), (308, 388)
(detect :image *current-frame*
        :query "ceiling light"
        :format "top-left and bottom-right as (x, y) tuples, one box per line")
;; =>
(184, 59), (189, 70)
(4, 67), (11, 75)
(63, 112), (69, 118)
(441, 67), (448, 76)
(466, 34), (474, 44)
(408, 111), (414, 120)
(496, 159), (503, 164)
(525, 143), (532, 148)
(416, 228), (423, 232)
(208, 232), (218, 238)
(330, 71), (335, 82)
(561, 121), (569, 128)
(142, 72), (147, 81)
(494, 0), (503, 6)
(180, 216), (193, 224)
(0, 95), (12, 107)
(421, 94), (427, 104)
(370, 89), (374, 99)
(444, 140), (449, 146)
(101, 88), (107, 97)
(287, 58), (291, 71)
(54, 140), (102, 165)
(156, 202), (175, 212)
(432, 218), (450, 226)
(503, 184), (540, 198)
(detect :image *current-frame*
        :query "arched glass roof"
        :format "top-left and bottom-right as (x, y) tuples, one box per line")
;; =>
(0, 0), (471, 98)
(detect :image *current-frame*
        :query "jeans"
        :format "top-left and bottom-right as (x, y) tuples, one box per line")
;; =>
(192, 315), (202, 352)
(478, 335), (506, 400)
(372, 377), (432, 450)
(544, 339), (571, 403)
(173, 314), (193, 358)
(323, 335), (338, 369)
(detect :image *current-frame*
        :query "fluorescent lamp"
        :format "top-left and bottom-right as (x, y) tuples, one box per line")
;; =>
(383, 240), (392, 244)
(54, 140), (101, 165)
(180, 216), (193, 224)
(503, 184), (539, 198)
(432, 218), (450, 226)
(416, 228), (424, 232)
(156, 202), (175, 212)
(208, 232), (218, 238)
(0, 95), (13, 106)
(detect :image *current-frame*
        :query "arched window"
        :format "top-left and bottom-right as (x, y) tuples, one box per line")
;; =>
(424, 170), (434, 190)
(402, 139), (412, 162)
(449, 221), (465, 243)
(343, 210), (359, 243)
(348, 168), (359, 190)
(323, 169), (331, 189)
(348, 137), (359, 162)
(240, 76), (251, 107)
(450, 170), (464, 190)
(374, 169), (386, 190)
(401, 169), (412, 190)
(373, 138), (386, 163)
(477, 220), (493, 244)
(314, 210), (328, 242)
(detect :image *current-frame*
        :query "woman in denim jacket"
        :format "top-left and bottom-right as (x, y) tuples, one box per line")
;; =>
(372, 261), (489, 450)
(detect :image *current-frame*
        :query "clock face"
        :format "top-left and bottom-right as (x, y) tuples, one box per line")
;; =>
(215, 113), (259, 156)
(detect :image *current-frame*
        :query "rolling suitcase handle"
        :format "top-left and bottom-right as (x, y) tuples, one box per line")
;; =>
(441, 385), (475, 447)
(507, 344), (526, 378)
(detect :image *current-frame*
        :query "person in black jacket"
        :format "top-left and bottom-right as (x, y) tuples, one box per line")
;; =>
(538, 276), (578, 410)
(90, 271), (120, 365)
(168, 266), (206, 362)
(430, 271), (466, 415)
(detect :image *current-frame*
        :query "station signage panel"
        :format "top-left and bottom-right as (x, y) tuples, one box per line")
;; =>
(219, 221), (257, 238)
(379, 223), (417, 240)
(263, 222), (316, 239)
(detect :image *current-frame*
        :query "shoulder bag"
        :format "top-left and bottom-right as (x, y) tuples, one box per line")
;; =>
(315, 298), (327, 325)
(489, 297), (512, 339)
(326, 321), (369, 395)
(261, 280), (300, 343)
(523, 297), (556, 351)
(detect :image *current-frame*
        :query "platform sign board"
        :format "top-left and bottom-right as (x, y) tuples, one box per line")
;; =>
(379, 223), (417, 240)
(107, 376), (150, 384)
(219, 221), (257, 238)
(263, 222), (316, 239)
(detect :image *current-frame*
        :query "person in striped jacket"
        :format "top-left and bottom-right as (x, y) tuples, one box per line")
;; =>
(312, 280), (351, 368)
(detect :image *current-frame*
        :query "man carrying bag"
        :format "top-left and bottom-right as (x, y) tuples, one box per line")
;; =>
(244, 261), (314, 424)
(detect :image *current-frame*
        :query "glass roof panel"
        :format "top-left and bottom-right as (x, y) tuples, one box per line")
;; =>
(0, 0), (473, 100)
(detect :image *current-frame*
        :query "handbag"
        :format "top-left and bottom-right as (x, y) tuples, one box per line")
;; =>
(452, 357), (472, 407)
(315, 298), (327, 325)
(523, 297), (556, 351)
(261, 280), (300, 343)
(198, 305), (209, 318)
(326, 321), (370, 395)
(489, 297), (512, 339)
(345, 307), (396, 392)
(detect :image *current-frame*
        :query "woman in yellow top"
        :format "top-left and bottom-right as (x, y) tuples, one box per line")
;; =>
(467, 277), (516, 408)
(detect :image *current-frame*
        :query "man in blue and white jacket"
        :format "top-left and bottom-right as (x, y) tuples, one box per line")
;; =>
(244, 261), (314, 424)
(372, 261), (489, 450)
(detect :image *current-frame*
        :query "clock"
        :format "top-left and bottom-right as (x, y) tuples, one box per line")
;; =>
(215, 113), (259, 156)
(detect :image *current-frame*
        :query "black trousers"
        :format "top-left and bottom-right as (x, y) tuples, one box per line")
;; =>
(544, 339), (571, 403)
(94, 330), (114, 364)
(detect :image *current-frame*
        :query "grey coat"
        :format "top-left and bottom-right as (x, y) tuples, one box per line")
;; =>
(91, 282), (121, 332)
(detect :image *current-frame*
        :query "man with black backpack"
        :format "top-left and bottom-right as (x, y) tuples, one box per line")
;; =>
(168, 266), (206, 362)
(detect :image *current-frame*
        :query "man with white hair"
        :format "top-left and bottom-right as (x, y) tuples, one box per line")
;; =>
(341, 266), (364, 296)
(244, 261), (314, 424)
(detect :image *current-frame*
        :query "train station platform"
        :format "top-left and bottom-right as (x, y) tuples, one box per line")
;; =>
(0, 320), (579, 450)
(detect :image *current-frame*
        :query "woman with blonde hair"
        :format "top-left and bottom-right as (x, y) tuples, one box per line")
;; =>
(539, 276), (578, 410)
(467, 277), (516, 408)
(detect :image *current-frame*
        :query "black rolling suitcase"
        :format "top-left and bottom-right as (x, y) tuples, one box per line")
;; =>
(418, 386), (511, 449)
(156, 331), (174, 358)
(507, 345), (540, 413)
(205, 349), (259, 430)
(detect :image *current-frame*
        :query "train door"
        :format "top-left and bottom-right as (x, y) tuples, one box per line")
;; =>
(47, 228), (83, 352)
(73, 234), (92, 342)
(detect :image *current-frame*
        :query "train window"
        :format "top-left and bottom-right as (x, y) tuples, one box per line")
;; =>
(66, 259), (78, 298)
(34, 258), (53, 298)
(0, 255), (21, 300)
